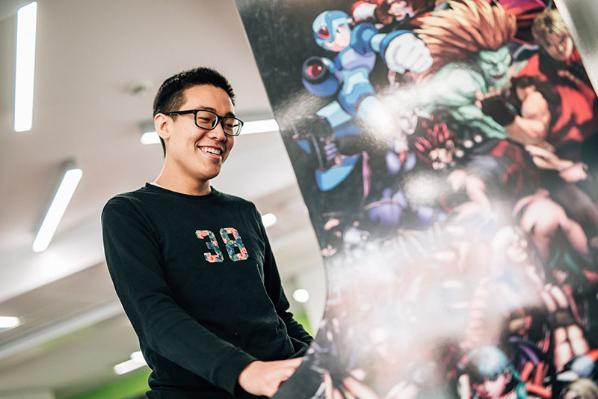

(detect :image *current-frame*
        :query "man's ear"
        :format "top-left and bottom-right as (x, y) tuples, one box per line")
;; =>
(154, 113), (171, 143)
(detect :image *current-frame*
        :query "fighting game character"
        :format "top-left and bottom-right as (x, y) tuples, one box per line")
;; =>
(479, 74), (598, 257)
(414, 118), (458, 171)
(459, 346), (528, 399)
(352, 0), (436, 27)
(410, 0), (517, 142)
(518, 8), (597, 160)
(298, 9), (432, 189)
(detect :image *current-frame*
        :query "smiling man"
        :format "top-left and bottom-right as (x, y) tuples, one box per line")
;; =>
(101, 67), (312, 399)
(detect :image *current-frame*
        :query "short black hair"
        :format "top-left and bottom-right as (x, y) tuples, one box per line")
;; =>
(152, 67), (236, 155)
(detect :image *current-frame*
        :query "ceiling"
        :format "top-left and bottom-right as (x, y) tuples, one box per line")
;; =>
(0, 0), (324, 396)
(1, 0), (597, 397)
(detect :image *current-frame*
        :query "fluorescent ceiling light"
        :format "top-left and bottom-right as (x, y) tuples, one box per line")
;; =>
(261, 213), (277, 228)
(242, 119), (279, 135)
(14, 2), (38, 132)
(140, 131), (160, 145)
(0, 316), (21, 330)
(114, 351), (147, 375)
(32, 163), (83, 252)
(293, 289), (310, 303)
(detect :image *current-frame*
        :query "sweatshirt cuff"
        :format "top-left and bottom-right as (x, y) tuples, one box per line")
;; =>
(211, 349), (256, 395)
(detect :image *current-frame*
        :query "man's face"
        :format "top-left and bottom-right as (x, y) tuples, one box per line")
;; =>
(543, 32), (573, 62)
(477, 47), (512, 89)
(158, 84), (235, 183)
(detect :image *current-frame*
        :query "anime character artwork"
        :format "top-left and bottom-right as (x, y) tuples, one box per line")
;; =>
(236, 0), (598, 397)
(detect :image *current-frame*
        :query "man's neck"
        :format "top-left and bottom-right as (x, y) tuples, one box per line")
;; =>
(153, 165), (211, 196)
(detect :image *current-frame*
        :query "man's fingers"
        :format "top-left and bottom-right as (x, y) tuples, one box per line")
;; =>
(271, 364), (298, 386)
(265, 371), (290, 398)
(282, 357), (303, 368)
(277, 367), (295, 381)
(241, 359), (305, 398)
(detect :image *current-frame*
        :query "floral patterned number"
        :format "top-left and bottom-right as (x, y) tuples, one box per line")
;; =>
(196, 230), (224, 263)
(219, 227), (249, 261)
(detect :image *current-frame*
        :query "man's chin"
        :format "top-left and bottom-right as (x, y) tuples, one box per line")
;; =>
(192, 167), (221, 182)
(203, 171), (221, 181)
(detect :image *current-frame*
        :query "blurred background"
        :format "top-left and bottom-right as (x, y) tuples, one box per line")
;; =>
(0, 1), (325, 398)
(1, 0), (597, 398)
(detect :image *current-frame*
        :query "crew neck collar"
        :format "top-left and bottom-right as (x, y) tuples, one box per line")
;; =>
(145, 182), (217, 200)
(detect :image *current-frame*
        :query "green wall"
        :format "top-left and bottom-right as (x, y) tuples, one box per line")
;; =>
(61, 368), (149, 399)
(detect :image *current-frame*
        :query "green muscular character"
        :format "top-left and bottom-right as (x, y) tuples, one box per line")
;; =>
(413, 0), (517, 140)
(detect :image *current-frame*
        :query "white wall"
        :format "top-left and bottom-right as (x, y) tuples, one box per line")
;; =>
(0, 391), (54, 399)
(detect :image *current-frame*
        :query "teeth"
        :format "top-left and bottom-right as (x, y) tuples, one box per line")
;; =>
(199, 147), (222, 155)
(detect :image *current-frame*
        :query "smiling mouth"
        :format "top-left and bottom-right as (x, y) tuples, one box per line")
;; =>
(198, 146), (223, 159)
(491, 72), (505, 81)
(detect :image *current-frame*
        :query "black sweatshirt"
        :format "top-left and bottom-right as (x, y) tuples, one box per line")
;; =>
(101, 183), (312, 398)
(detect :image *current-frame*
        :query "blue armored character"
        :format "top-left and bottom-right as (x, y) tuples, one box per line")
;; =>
(293, 9), (431, 192)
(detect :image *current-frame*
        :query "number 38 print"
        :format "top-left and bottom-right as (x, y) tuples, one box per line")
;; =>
(195, 227), (249, 263)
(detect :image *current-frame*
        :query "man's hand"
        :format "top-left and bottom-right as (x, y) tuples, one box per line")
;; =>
(238, 358), (303, 398)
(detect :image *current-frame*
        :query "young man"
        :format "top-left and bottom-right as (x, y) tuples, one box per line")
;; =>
(102, 67), (313, 398)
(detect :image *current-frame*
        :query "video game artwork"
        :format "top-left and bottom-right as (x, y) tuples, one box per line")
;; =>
(236, 0), (598, 397)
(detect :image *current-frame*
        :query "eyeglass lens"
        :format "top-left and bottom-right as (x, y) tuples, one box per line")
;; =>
(195, 110), (242, 136)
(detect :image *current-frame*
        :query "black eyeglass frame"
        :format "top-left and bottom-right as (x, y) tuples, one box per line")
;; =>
(165, 109), (244, 136)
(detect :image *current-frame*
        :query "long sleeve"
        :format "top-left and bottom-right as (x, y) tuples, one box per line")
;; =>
(101, 197), (255, 394)
(254, 207), (314, 352)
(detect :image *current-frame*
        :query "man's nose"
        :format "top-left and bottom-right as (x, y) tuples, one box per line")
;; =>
(209, 120), (227, 141)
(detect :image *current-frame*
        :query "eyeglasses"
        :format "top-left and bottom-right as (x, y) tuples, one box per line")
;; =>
(165, 109), (244, 136)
